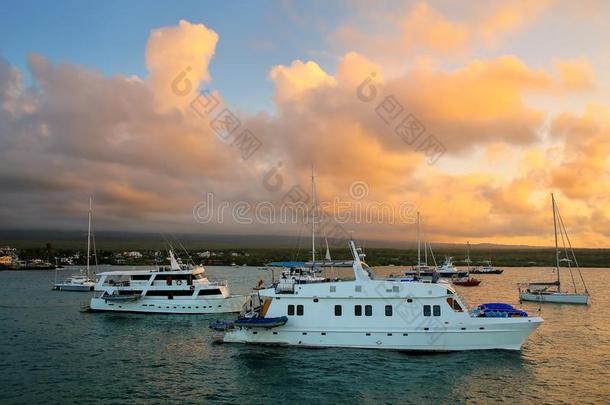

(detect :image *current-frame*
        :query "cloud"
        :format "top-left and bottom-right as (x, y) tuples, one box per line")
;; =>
(146, 19), (219, 111)
(269, 60), (336, 102)
(554, 59), (594, 91)
(331, 1), (554, 63)
(1, 15), (610, 247)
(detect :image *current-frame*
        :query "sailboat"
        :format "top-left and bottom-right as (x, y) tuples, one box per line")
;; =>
(275, 166), (328, 288)
(405, 212), (436, 278)
(519, 194), (589, 305)
(53, 197), (97, 291)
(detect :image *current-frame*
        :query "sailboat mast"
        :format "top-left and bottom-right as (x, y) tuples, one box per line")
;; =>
(86, 196), (92, 279)
(311, 165), (316, 270)
(416, 211), (421, 267)
(552, 193), (560, 289)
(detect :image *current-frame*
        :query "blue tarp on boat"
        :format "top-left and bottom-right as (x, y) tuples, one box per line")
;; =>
(266, 261), (307, 268)
(477, 303), (528, 317)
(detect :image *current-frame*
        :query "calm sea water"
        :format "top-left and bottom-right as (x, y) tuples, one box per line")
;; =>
(1, 266), (609, 404)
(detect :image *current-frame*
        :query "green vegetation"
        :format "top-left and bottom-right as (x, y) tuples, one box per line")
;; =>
(6, 239), (610, 267)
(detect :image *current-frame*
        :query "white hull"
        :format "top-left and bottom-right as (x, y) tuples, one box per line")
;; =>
(224, 317), (542, 351)
(520, 292), (589, 305)
(90, 295), (247, 314)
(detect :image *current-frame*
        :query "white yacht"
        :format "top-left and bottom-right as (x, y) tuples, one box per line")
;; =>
(53, 197), (96, 292)
(471, 261), (504, 275)
(88, 251), (247, 314)
(213, 241), (543, 351)
(436, 256), (468, 278)
(519, 194), (589, 305)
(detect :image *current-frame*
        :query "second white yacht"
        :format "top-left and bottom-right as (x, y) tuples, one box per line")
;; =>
(89, 251), (247, 314)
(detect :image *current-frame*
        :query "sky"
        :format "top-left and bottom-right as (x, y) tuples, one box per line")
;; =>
(1, 0), (610, 247)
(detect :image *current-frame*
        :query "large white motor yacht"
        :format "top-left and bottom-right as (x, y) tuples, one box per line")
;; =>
(89, 251), (247, 314)
(214, 241), (542, 351)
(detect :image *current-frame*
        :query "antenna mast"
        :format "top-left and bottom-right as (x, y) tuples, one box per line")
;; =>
(311, 164), (317, 271)
(86, 196), (92, 279)
(552, 193), (561, 290)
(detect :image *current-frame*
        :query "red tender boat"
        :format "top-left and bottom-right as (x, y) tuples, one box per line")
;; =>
(453, 277), (481, 287)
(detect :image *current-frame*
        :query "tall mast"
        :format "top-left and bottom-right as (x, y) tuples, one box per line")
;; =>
(311, 164), (316, 270)
(466, 241), (471, 271)
(416, 211), (421, 267)
(552, 193), (560, 289)
(86, 196), (92, 279)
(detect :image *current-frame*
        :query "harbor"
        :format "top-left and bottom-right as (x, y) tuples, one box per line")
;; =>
(2, 1), (610, 403)
(1, 265), (607, 403)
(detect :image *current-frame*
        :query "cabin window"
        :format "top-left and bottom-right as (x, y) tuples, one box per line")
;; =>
(355, 285), (362, 292)
(330, 286), (336, 293)
(297, 305), (304, 316)
(365, 305), (372, 316)
(433, 305), (441, 316)
(198, 288), (222, 296)
(446, 297), (463, 312)
(334, 305), (342, 316)
(392, 286), (399, 293)
(354, 305), (362, 316)
(288, 305), (295, 315)
(131, 274), (151, 280)
(423, 305), (431, 316)
(385, 305), (393, 316)
(146, 290), (193, 296)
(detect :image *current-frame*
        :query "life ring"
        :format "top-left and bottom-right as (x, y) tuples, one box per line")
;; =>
(176, 280), (183, 286)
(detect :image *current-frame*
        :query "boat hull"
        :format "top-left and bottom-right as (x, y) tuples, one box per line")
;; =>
(453, 280), (480, 287)
(470, 270), (503, 275)
(53, 284), (94, 292)
(404, 271), (469, 278)
(89, 295), (247, 314)
(519, 292), (589, 305)
(223, 317), (543, 351)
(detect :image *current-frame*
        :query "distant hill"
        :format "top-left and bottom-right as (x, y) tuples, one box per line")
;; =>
(0, 228), (545, 250)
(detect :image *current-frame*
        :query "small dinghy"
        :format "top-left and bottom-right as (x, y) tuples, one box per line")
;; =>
(102, 293), (141, 302)
(209, 320), (235, 331)
(453, 277), (481, 287)
(234, 316), (288, 329)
